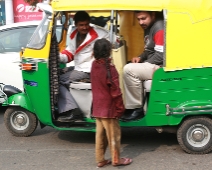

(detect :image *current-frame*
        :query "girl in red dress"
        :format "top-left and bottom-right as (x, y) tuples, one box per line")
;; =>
(91, 38), (132, 167)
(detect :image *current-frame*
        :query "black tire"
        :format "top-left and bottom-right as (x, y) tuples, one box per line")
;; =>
(177, 116), (212, 154)
(4, 107), (38, 137)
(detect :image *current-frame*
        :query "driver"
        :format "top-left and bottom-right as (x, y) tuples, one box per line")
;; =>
(57, 11), (109, 122)
(121, 11), (164, 121)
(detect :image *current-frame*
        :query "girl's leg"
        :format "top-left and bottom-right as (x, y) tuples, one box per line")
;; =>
(95, 118), (108, 163)
(102, 118), (121, 165)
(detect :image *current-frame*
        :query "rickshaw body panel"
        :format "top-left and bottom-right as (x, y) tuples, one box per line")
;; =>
(145, 67), (212, 126)
(21, 20), (54, 126)
(120, 67), (212, 127)
(2, 93), (34, 112)
(165, 10), (212, 71)
(22, 62), (53, 126)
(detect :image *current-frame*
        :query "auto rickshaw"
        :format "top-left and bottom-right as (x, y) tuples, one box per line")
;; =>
(2, 0), (212, 154)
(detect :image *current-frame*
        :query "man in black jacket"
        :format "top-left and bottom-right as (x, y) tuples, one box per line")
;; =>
(122, 11), (164, 120)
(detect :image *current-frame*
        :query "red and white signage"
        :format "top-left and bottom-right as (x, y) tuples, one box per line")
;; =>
(13, 0), (43, 22)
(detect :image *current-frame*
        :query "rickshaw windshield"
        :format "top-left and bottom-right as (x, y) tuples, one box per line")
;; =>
(27, 14), (51, 49)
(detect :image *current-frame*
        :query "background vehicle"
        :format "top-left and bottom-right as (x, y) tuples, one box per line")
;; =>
(2, 0), (212, 155)
(0, 21), (40, 91)
(0, 21), (63, 91)
(0, 84), (5, 104)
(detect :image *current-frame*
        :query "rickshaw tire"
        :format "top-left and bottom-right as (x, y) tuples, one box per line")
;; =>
(177, 116), (212, 154)
(4, 106), (38, 137)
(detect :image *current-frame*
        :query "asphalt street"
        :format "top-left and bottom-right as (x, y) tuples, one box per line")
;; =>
(0, 106), (212, 170)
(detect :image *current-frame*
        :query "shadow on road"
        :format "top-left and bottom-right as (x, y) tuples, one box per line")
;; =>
(0, 106), (7, 114)
(57, 126), (178, 160)
(120, 127), (178, 161)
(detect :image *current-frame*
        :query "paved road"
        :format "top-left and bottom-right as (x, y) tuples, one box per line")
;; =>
(0, 106), (212, 170)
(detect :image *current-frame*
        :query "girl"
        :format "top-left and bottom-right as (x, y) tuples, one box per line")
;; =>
(91, 38), (132, 167)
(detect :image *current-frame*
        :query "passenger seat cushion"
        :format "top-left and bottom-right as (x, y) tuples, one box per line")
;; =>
(143, 80), (152, 92)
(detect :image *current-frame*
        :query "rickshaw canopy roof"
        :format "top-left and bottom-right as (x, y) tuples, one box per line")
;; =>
(50, 0), (212, 71)
(51, 0), (212, 22)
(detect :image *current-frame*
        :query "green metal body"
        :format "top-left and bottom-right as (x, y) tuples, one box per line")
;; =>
(4, 64), (212, 132)
(21, 62), (53, 126)
(2, 93), (34, 112)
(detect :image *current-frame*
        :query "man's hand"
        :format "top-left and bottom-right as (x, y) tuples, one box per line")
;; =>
(131, 57), (141, 63)
(59, 53), (68, 63)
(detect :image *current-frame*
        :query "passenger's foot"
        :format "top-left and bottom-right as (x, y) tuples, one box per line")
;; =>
(57, 108), (83, 122)
(120, 109), (134, 121)
(97, 160), (111, 168)
(123, 108), (144, 121)
(112, 158), (132, 166)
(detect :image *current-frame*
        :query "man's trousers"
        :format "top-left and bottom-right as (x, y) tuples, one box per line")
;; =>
(123, 62), (159, 109)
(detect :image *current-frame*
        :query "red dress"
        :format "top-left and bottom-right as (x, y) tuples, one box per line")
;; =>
(91, 58), (125, 118)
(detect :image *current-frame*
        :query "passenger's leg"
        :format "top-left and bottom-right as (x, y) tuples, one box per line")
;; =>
(69, 70), (90, 82)
(123, 62), (159, 120)
(57, 69), (90, 121)
(58, 85), (78, 113)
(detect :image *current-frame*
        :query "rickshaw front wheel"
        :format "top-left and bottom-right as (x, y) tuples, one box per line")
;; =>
(177, 116), (212, 154)
(4, 106), (38, 137)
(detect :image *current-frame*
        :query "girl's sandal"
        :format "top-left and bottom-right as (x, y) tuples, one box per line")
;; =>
(112, 158), (133, 166)
(97, 160), (111, 168)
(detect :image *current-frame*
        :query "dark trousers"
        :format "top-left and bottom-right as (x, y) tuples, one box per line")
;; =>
(58, 67), (90, 113)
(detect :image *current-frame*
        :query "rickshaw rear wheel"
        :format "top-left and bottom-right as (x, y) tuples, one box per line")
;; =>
(177, 116), (212, 154)
(4, 106), (38, 137)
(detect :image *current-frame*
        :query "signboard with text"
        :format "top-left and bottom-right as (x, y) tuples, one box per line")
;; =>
(13, 0), (43, 22)
(0, 1), (6, 25)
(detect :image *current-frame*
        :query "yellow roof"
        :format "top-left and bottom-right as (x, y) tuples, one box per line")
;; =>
(51, 0), (212, 70)
(52, 0), (165, 11)
(51, 0), (212, 22)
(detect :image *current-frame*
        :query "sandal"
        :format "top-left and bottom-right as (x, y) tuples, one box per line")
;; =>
(112, 157), (133, 166)
(97, 160), (111, 168)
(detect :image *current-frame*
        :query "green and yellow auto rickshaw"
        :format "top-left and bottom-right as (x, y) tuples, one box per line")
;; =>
(2, 0), (212, 154)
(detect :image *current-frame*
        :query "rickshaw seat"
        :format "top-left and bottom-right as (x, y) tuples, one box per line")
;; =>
(69, 82), (92, 118)
(70, 82), (91, 90)
(143, 80), (152, 92)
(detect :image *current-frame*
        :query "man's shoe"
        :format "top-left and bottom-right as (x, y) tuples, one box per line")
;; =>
(124, 108), (144, 121)
(120, 109), (134, 121)
(57, 112), (76, 122)
(57, 108), (83, 122)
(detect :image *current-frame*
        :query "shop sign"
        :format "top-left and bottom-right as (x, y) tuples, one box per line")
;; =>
(13, 0), (42, 22)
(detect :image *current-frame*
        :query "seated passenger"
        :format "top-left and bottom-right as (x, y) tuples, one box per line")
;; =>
(122, 11), (164, 121)
(57, 11), (109, 122)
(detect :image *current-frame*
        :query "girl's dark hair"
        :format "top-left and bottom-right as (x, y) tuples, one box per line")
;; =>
(74, 11), (90, 24)
(93, 38), (112, 59)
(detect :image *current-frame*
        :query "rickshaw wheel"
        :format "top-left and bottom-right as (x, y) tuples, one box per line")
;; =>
(177, 116), (212, 154)
(4, 106), (38, 137)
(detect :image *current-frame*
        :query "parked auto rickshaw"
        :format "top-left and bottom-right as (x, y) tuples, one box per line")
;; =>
(2, 0), (212, 154)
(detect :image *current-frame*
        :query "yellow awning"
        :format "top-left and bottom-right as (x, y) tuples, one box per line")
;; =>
(52, 0), (212, 22)
(51, 0), (212, 71)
